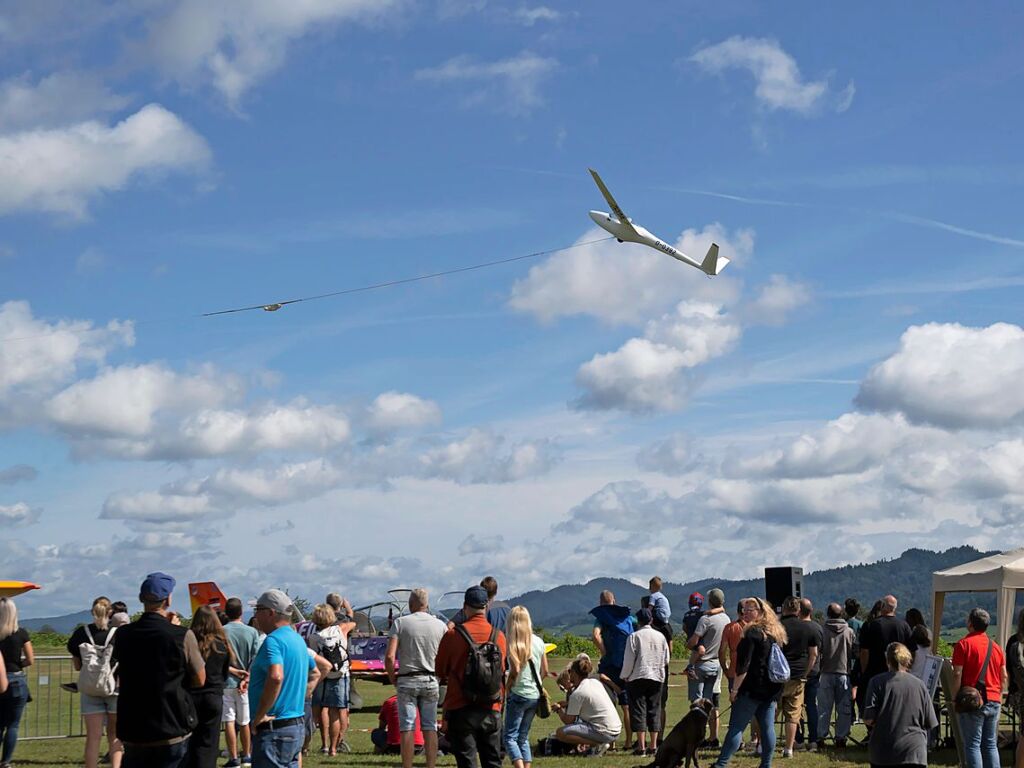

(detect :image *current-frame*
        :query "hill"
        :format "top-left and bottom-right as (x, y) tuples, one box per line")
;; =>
(511, 546), (999, 631)
(21, 609), (93, 634)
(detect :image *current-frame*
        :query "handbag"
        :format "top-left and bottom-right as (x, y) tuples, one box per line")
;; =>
(955, 638), (993, 714)
(529, 658), (552, 719)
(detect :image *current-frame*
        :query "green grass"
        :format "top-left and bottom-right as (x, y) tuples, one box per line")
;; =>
(10, 657), (1008, 768)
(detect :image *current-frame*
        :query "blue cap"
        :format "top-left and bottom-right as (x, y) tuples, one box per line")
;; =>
(464, 586), (489, 609)
(139, 572), (176, 602)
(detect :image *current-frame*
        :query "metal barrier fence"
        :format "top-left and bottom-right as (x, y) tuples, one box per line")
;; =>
(19, 655), (84, 740)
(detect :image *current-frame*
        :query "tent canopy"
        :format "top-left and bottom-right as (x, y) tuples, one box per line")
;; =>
(932, 547), (1024, 649)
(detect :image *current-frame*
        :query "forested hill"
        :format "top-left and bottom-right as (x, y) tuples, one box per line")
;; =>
(511, 546), (997, 632)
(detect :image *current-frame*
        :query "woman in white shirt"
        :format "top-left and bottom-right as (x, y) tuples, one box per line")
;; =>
(621, 607), (671, 755)
(553, 655), (621, 755)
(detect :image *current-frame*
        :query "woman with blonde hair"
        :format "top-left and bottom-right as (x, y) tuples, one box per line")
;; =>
(864, 642), (937, 768)
(504, 606), (549, 768)
(713, 597), (788, 768)
(310, 603), (356, 755)
(0, 597), (33, 768)
(67, 597), (122, 768)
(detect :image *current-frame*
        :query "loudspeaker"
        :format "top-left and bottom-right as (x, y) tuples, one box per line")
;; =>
(764, 566), (803, 611)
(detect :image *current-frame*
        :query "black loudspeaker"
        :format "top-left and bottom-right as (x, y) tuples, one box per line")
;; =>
(764, 566), (803, 611)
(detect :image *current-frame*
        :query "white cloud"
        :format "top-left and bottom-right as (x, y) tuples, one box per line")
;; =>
(857, 322), (1024, 429)
(743, 274), (811, 326)
(690, 36), (853, 115)
(514, 6), (561, 25)
(575, 302), (740, 413)
(366, 391), (441, 436)
(636, 433), (695, 475)
(0, 71), (129, 131)
(0, 301), (133, 412)
(458, 533), (504, 556)
(102, 490), (222, 524)
(415, 51), (558, 115)
(418, 429), (559, 484)
(0, 502), (40, 527)
(0, 104), (211, 218)
(509, 225), (751, 325)
(146, 0), (398, 109)
(75, 247), (108, 274)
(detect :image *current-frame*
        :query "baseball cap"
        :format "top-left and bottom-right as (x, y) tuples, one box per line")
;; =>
(256, 589), (293, 615)
(464, 585), (489, 609)
(139, 572), (175, 602)
(689, 591), (704, 607)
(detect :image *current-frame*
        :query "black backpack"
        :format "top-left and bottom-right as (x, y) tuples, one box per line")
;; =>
(455, 624), (503, 705)
(321, 637), (348, 675)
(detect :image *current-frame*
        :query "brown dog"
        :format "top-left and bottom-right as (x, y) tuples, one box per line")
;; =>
(643, 698), (714, 768)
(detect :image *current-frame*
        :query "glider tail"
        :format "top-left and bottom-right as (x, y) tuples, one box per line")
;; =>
(700, 243), (730, 276)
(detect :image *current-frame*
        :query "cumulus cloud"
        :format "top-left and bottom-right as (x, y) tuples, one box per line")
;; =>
(0, 502), (40, 527)
(366, 391), (441, 436)
(575, 302), (740, 413)
(742, 274), (811, 326)
(0, 104), (211, 218)
(857, 322), (1024, 429)
(690, 36), (854, 115)
(510, 224), (752, 325)
(145, 0), (400, 109)
(415, 51), (558, 115)
(418, 429), (559, 484)
(514, 7), (561, 25)
(0, 71), (129, 131)
(0, 301), (133, 420)
(458, 533), (504, 556)
(0, 464), (38, 485)
(636, 433), (696, 475)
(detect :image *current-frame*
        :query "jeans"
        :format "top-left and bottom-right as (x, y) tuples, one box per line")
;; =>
(504, 693), (539, 763)
(817, 673), (852, 741)
(714, 693), (776, 768)
(0, 672), (29, 763)
(123, 739), (190, 768)
(446, 707), (501, 768)
(397, 676), (440, 732)
(252, 722), (304, 768)
(804, 674), (820, 744)
(958, 700), (1001, 768)
(689, 661), (721, 703)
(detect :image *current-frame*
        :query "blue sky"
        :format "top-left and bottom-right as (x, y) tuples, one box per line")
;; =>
(3, 1), (1024, 617)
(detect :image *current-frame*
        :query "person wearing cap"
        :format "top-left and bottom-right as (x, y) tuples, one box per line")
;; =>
(621, 607), (671, 756)
(434, 585), (507, 768)
(110, 572), (206, 768)
(248, 589), (321, 768)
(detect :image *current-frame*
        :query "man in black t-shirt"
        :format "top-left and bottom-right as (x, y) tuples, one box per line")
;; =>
(779, 597), (819, 757)
(857, 595), (912, 713)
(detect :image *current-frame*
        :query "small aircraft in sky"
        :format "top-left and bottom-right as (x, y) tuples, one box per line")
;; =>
(588, 168), (729, 276)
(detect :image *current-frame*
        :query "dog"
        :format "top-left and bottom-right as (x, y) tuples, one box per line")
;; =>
(642, 698), (714, 768)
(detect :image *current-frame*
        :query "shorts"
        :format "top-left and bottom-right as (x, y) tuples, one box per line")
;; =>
(560, 722), (617, 745)
(222, 687), (250, 725)
(780, 679), (806, 724)
(312, 675), (350, 709)
(81, 693), (118, 715)
(396, 676), (440, 732)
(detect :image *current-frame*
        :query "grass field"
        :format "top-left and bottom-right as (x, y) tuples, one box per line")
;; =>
(9, 656), (1009, 768)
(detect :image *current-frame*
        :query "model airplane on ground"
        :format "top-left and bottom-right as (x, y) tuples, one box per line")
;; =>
(588, 168), (729, 276)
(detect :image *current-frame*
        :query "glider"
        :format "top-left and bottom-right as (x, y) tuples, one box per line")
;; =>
(0, 580), (41, 598)
(588, 168), (729, 276)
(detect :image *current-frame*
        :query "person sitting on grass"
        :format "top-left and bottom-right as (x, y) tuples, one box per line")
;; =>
(552, 655), (621, 756)
(372, 694), (424, 755)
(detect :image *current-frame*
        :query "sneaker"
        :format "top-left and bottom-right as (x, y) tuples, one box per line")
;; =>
(338, 740), (352, 754)
(320, 748), (330, 755)
(782, 748), (794, 758)
(241, 756), (252, 766)
(223, 760), (242, 768)
(589, 743), (611, 757)
(806, 742), (818, 752)
(753, 743), (762, 755)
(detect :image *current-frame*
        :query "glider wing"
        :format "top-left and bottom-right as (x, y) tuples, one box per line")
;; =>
(589, 169), (634, 228)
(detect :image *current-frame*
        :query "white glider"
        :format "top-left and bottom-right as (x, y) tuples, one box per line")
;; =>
(588, 169), (729, 276)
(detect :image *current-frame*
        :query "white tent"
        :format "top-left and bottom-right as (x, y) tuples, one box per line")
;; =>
(932, 547), (1024, 648)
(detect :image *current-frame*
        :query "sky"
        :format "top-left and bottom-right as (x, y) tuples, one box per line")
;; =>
(3, 1), (1024, 618)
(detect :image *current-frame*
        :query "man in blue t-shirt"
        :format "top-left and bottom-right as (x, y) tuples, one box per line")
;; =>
(250, 589), (320, 768)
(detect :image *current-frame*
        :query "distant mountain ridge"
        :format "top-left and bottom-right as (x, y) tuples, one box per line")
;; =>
(510, 546), (999, 631)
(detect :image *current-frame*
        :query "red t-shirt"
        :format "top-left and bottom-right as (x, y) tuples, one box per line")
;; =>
(435, 614), (507, 712)
(379, 696), (424, 746)
(953, 631), (1004, 702)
